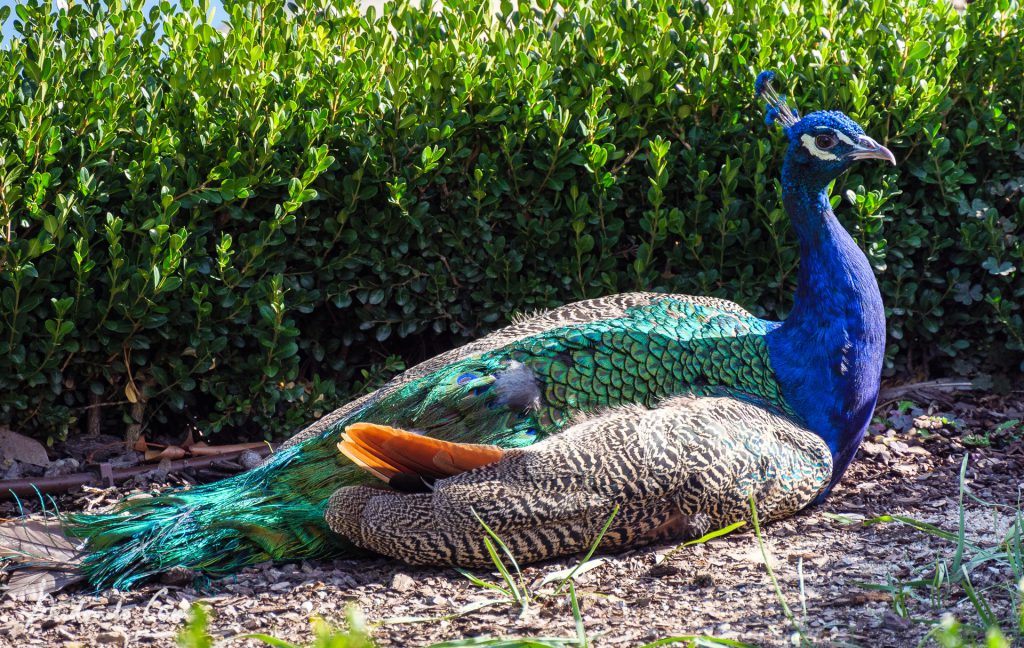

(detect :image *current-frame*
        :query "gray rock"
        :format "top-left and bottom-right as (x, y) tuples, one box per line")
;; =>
(44, 458), (81, 477)
(391, 573), (416, 592)
(0, 427), (49, 467)
(239, 449), (264, 470)
(94, 630), (127, 646)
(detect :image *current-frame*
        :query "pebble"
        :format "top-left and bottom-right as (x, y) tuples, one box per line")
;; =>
(95, 630), (127, 646)
(390, 573), (416, 592)
(44, 458), (80, 477)
(239, 449), (264, 470)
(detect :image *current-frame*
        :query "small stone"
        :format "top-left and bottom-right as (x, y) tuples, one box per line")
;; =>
(239, 449), (264, 470)
(159, 567), (195, 586)
(888, 440), (910, 455)
(156, 457), (173, 476)
(692, 573), (715, 587)
(44, 457), (80, 477)
(859, 441), (886, 456)
(331, 575), (356, 588)
(95, 630), (127, 646)
(390, 573), (416, 592)
(1, 460), (21, 480)
(913, 415), (945, 430)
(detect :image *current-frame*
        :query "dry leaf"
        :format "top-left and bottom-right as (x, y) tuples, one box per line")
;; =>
(144, 446), (187, 462)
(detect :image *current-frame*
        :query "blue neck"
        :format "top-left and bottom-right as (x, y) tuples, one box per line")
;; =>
(767, 157), (886, 499)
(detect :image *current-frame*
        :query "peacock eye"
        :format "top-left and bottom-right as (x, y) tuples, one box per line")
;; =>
(815, 133), (837, 149)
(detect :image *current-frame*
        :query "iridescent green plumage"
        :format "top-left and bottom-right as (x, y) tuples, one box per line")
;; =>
(62, 293), (791, 590)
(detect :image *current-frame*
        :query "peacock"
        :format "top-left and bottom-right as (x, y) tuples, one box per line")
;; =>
(0, 71), (894, 597)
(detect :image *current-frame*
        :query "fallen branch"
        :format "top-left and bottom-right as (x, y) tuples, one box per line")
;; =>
(878, 378), (974, 405)
(0, 445), (274, 500)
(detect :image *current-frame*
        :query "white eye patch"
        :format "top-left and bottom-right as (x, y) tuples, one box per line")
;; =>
(833, 130), (856, 146)
(800, 133), (839, 161)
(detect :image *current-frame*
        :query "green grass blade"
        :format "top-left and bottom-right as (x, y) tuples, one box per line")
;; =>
(482, 535), (525, 606)
(539, 559), (606, 587)
(454, 566), (514, 599)
(985, 626), (1011, 648)
(835, 512), (981, 549)
(428, 638), (581, 642)
(241, 635), (303, 648)
(635, 635), (759, 647)
(749, 493), (807, 646)
(379, 598), (504, 626)
(661, 520), (746, 563)
(1005, 513), (1024, 582)
(797, 556), (808, 617)
(552, 505), (619, 597)
(1018, 577), (1024, 635)
(683, 520), (747, 547)
(472, 509), (528, 602)
(953, 454), (969, 578)
(177, 604), (214, 648)
(960, 566), (995, 629)
(427, 639), (579, 647)
(570, 581), (588, 648)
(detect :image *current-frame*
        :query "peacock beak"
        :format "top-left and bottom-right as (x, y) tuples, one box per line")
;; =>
(847, 135), (896, 165)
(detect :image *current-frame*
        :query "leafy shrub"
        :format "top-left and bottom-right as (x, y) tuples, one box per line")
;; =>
(0, 0), (1021, 442)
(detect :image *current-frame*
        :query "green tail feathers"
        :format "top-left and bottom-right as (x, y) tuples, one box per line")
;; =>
(66, 435), (364, 590)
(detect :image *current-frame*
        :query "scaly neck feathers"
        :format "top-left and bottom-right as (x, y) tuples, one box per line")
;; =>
(767, 156), (886, 499)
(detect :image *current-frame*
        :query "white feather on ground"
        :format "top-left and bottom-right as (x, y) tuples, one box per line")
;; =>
(0, 518), (84, 601)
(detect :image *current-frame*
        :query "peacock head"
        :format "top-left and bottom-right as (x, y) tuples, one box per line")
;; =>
(756, 71), (895, 189)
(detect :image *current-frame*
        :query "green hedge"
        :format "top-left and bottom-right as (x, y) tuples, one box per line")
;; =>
(0, 0), (1021, 442)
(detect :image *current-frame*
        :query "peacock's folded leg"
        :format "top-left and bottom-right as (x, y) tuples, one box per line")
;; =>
(324, 397), (833, 567)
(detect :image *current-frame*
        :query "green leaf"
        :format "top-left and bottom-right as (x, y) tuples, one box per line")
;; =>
(908, 41), (932, 61)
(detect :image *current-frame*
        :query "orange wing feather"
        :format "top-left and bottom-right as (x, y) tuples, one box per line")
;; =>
(338, 423), (505, 483)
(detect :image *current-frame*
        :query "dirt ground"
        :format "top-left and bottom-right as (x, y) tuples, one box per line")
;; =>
(1, 390), (1022, 648)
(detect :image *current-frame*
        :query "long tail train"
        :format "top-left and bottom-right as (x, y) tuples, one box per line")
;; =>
(0, 432), (364, 599)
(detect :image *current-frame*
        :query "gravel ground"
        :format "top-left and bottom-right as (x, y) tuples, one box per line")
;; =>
(1, 391), (1022, 647)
